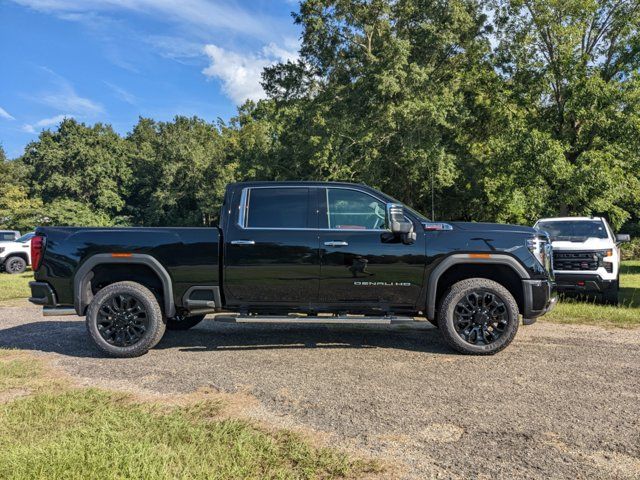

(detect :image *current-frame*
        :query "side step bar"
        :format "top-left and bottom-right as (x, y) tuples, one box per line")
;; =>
(214, 315), (418, 325)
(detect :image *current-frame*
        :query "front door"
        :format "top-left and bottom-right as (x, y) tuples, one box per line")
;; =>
(223, 186), (320, 308)
(318, 187), (426, 309)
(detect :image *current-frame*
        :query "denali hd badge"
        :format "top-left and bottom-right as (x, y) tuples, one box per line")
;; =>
(354, 281), (411, 287)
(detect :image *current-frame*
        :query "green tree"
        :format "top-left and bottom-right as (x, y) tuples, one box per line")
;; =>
(487, 0), (640, 228)
(261, 0), (492, 215)
(20, 118), (132, 220)
(127, 116), (237, 226)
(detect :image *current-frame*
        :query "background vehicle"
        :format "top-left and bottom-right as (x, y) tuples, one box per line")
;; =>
(0, 232), (35, 274)
(0, 230), (20, 242)
(534, 217), (630, 304)
(29, 182), (556, 357)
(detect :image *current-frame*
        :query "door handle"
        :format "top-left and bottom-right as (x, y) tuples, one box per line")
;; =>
(230, 240), (255, 245)
(324, 241), (349, 247)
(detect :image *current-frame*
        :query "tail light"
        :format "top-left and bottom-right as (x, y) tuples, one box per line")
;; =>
(31, 235), (46, 271)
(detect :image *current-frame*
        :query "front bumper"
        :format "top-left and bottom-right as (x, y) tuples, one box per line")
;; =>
(554, 273), (616, 293)
(522, 278), (557, 324)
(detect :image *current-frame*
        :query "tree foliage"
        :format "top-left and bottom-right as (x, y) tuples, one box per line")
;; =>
(1, 0), (639, 233)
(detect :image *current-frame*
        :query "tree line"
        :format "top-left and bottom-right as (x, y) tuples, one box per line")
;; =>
(1, 0), (639, 238)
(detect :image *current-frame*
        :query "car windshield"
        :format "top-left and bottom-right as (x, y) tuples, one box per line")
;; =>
(536, 220), (608, 241)
(15, 233), (35, 243)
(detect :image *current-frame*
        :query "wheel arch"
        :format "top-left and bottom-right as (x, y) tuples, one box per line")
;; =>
(74, 253), (175, 317)
(426, 254), (529, 320)
(5, 252), (29, 263)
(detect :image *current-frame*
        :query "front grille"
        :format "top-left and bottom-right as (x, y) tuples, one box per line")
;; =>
(553, 251), (601, 271)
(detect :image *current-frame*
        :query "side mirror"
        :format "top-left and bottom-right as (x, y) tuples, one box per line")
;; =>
(616, 233), (631, 243)
(386, 203), (416, 244)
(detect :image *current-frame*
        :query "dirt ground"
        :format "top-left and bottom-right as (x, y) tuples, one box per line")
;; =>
(1, 300), (639, 479)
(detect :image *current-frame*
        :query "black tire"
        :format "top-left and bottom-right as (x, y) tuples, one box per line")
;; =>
(86, 281), (166, 358)
(600, 279), (619, 305)
(438, 278), (519, 355)
(5, 256), (27, 274)
(166, 314), (206, 331)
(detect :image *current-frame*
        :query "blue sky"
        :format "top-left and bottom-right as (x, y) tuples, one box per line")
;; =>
(0, 0), (301, 158)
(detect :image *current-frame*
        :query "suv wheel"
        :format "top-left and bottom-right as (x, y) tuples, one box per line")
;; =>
(166, 314), (206, 331)
(601, 279), (619, 305)
(438, 278), (519, 355)
(5, 256), (27, 274)
(86, 281), (166, 358)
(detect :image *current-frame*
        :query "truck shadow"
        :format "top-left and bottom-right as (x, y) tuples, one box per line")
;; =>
(0, 320), (451, 358)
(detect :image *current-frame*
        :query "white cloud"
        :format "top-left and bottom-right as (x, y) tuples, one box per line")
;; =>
(0, 107), (15, 120)
(11, 0), (273, 40)
(202, 42), (299, 104)
(103, 81), (136, 105)
(22, 114), (73, 133)
(33, 67), (103, 115)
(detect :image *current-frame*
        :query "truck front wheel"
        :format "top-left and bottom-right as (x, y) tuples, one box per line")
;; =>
(166, 314), (206, 331)
(438, 278), (519, 355)
(86, 281), (166, 358)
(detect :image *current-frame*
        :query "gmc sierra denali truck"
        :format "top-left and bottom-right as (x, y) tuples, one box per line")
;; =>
(29, 181), (556, 357)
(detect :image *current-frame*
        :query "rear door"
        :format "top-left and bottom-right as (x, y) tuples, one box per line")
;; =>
(223, 186), (320, 307)
(317, 186), (426, 309)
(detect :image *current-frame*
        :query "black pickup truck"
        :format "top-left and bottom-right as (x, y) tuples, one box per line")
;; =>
(29, 181), (556, 357)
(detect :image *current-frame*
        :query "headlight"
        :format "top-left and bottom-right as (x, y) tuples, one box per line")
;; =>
(526, 236), (552, 272)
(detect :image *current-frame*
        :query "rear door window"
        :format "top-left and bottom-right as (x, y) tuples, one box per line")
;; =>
(246, 188), (310, 229)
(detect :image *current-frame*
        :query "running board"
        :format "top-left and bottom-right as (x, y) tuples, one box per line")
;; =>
(214, 315), (418, 325)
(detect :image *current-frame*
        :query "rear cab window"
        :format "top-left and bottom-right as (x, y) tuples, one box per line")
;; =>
(244, 187), (312, 229)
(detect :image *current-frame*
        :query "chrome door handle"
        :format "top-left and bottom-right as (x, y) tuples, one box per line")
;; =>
(324, 241), (349, 247)
(230, 240), (255, 245)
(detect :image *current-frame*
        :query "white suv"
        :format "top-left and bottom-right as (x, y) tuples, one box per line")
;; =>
(534, 217), (630, 304)
(0, 232), (35, 274)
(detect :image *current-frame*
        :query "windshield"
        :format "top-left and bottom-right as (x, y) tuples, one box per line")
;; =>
(15, 233), (35, 243)
(536, 220), (608, 241)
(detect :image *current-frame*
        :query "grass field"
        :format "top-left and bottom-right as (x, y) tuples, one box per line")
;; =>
(0, 351), (379, 479)
(545, 260), (640, 327)
(0, 271), (31, 302)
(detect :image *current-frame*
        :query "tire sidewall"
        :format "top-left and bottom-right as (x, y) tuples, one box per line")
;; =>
(439, 279), (519, 355)
(86, 282), (165, 357)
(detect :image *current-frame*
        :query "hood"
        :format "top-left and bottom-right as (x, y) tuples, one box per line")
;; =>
(449, 222), (538, 235)
(551, 237), (613, 251)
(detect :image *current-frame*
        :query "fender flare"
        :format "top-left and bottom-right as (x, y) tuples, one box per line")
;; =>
(426, 253), (530, 319)
(73, 253), (175, 317)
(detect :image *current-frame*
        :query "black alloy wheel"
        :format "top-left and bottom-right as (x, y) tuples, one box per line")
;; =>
(97, 293), (149, 347)
(453, 290), (508, 346)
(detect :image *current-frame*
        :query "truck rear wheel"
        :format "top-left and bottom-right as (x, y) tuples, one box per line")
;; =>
(5, 256), (27, 274)
(166, 314), (206, 330)
(86, 281), (166, 358)
(438, 278), (519, 355)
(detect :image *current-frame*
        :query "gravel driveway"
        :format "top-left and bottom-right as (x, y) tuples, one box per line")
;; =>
(1, 301), (639, 479)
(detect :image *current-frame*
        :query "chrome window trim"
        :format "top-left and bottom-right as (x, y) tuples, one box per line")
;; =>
(236, 185), (395, 232)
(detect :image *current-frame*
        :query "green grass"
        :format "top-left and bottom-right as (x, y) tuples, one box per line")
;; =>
(544, 260), (640, 327)
(0, 271), (32, 302)
(0, 353), (379, 480)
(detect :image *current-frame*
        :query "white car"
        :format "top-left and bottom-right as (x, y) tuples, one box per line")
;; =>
(534, 217), (630, 304)
(0, 232), (35, 274)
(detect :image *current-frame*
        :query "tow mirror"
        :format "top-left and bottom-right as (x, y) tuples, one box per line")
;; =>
(616, 233), (631, 243)
(386, 203), (416, 244)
